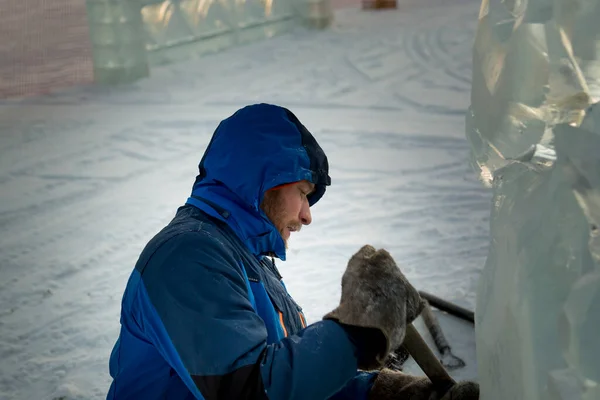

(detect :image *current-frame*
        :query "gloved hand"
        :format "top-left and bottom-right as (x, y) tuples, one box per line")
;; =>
(323, 245), (425, 370)
(369, 369), (479, 400)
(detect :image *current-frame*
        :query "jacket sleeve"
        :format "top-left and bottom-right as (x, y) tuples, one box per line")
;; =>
(135, 231), (361, 400)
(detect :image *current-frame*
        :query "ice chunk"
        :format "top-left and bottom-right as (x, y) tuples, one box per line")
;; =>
(547, 368), (584, 400)
(467, 0), (600, 399)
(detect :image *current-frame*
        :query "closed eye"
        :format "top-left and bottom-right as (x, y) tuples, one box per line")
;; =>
(301, 188), (314, 197)
(299, 182), (316, 198)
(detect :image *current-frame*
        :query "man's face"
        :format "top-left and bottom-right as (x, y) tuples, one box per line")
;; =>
(260, 180), (315, 248)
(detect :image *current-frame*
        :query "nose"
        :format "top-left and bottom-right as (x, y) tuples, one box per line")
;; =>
(299, 200), (312, 226)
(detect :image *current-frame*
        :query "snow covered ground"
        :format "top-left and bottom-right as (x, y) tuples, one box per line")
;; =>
(0, 1), (490, 399)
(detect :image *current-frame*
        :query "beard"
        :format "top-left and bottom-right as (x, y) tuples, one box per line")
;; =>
(261, 190), (301, 249)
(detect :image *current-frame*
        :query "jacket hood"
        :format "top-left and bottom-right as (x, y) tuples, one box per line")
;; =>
(185, 103), (331, 260)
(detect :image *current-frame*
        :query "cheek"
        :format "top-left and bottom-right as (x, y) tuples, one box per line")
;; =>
(288, 197), (305, 218)
(275, 199), (299, 223)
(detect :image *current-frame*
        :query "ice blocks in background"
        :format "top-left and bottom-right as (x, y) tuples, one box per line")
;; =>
(85, 0), (332, 83)
(466, 0), (600, 399)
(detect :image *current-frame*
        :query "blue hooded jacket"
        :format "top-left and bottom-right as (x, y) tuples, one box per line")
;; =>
(107, 104), (378, 399)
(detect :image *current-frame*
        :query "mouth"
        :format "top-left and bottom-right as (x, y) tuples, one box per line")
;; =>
(287, 224), (302, 233)
(283, 225), (301, 239)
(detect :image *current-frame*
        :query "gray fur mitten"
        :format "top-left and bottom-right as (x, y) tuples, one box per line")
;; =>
(323, 245), (424, 370)
(369, 369), (480, 400)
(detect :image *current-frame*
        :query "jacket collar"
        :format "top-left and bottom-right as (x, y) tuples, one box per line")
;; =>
(185, 184), (287, 260)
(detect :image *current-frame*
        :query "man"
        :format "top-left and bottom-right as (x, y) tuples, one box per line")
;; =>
(107, 103), (479, 399)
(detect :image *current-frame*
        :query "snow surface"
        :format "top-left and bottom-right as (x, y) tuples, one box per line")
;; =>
(0, 2), (490, 399)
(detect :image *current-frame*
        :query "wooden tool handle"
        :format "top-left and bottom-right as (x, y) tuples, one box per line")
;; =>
(403, 323), (456, 395)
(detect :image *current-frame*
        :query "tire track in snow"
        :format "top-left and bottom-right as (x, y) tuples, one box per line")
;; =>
(433, 25), (473, 85)
(403, 10), (476, 84)
(391, 7), (476, 115)
(203, 4), (479, 111)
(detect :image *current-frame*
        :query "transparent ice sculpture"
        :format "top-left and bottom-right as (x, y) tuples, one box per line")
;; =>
(466, 0), (600, 399)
